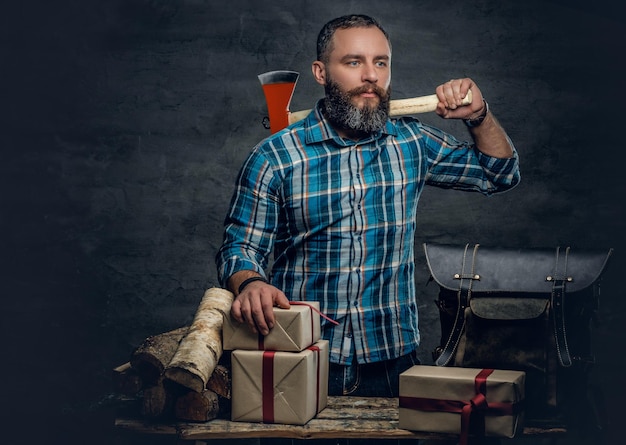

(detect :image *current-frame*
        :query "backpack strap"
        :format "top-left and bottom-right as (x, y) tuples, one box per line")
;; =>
(435, 243), (481, 366)
(548, 246), (573, 367)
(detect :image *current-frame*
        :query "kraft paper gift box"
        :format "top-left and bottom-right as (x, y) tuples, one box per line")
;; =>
(399, 365), (525, 442)
(231, 339), (329, 425)
(223, 301), (321, 352)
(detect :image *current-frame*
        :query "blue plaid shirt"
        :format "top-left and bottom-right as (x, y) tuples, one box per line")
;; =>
(216, 102), (520, 365)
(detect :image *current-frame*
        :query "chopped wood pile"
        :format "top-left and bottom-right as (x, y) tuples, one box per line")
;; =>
(112, 288), (234, 422)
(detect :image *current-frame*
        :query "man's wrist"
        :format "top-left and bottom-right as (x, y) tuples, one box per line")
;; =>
(464, 99), (489, 128)
(237, 276), (268, 294)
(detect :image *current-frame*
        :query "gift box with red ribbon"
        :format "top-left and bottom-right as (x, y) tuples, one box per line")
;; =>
(231, 339), (329, 425)
(223, 301), (323, 352)
(399, 365), (525, 444)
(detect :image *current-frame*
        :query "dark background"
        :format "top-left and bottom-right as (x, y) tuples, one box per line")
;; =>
(2, 0), (625, 444)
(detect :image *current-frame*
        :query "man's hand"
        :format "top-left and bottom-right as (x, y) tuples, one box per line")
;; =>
(228, 271), (290, 336)
(435, 78), (514, 159)
(435, 78), (484, 120)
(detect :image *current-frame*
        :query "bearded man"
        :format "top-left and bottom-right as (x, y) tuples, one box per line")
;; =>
(216, 14), (520, 397)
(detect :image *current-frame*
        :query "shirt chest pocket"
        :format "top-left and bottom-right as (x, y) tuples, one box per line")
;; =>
(367, 157), (421, 223)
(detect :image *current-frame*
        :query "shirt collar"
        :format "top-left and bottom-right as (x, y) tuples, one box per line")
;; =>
(304, 100), (397, 147)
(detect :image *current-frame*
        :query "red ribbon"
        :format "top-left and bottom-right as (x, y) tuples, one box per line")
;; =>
(261, 346), (323, 423)
(262, 351), (275, 423)
(399, 369), (519, 445)
(307, 345), (321, 414)
(290, 301), (340, 325)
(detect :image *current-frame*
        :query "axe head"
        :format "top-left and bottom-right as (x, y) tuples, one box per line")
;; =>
(258, 70), (299, 134)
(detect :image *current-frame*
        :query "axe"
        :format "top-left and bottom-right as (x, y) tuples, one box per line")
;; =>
(258, 70), (472, 134)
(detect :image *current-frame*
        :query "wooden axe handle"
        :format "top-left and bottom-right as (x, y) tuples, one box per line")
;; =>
(288, 90), (473, 125)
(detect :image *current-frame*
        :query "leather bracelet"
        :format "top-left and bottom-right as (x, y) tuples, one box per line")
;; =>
(464, 99), (489, 128)
(238, 276), (268, 294)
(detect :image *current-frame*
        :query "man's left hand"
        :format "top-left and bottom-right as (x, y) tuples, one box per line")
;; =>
(435, 78), (485, 120)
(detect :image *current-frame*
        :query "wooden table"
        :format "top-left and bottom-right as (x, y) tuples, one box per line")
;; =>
(114, 396), (568, 443)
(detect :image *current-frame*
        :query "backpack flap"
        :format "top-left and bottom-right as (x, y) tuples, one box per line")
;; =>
(423, 243), (612, 295)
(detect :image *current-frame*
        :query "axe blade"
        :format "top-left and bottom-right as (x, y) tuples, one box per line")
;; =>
(258, 70), (299, 134)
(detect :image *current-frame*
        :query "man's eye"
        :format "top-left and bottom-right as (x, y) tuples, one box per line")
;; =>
(376, 61), (388, 67)
(348, 61), (360, 67)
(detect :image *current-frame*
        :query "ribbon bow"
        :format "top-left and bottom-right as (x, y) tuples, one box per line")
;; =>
(459, 368), (493, 445)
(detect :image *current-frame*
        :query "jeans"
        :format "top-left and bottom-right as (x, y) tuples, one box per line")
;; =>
(328, 350), (420, 397)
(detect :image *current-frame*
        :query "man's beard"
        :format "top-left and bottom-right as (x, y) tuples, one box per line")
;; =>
(322, 79), (391, 134)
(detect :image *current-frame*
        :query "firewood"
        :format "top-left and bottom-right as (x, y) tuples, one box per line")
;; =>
(141, 378), (175, 418)
(206, 364), (231, 399)
(112, 362), (143, 396)
(130, 326), (189, 385)
(164, 288), (233, 392)
(174, 389), (220, 422)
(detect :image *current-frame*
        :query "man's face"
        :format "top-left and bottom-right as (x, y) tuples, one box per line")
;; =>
(324, 27), (392, 106)
(315, 26), (392, 134)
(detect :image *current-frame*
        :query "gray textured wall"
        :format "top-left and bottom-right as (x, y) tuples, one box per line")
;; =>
(3, 1), (625, 444)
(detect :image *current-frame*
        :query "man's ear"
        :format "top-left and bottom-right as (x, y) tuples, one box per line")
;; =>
(311, 61), (326, 86)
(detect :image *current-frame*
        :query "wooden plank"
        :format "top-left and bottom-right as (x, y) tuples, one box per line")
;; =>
(115, 396), (567, 441)
(314, 406), (399, 421)
(177, 397), (450, 440)
(325, 396), (399, 409)
(114, 418), (178, 436)
(180, 419), (313, 440)
(177, 418), (441, 440)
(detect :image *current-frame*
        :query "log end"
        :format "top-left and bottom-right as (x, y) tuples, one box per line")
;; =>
(164, 366), (205, 393)
(130, 353), (164, 386)
(112, 362), (143, 396)
(174, 390), (220, 422)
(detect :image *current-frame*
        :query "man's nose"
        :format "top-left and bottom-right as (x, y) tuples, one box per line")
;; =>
(361, 63), (378, 83)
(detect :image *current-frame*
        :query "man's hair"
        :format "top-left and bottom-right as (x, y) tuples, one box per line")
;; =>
(316, 14), (391, 64)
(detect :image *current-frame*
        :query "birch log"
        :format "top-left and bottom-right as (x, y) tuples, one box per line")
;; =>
(164, 288), (233, 392)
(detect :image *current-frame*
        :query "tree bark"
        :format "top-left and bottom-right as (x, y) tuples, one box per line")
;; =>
(206, 364), (231, 399)
(174, 389), (220, 422)
(164, 288), (233, 392)
(141, 378), (176, 418)
(130, 326), (189, 385)
(112, 362), (143, 396)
